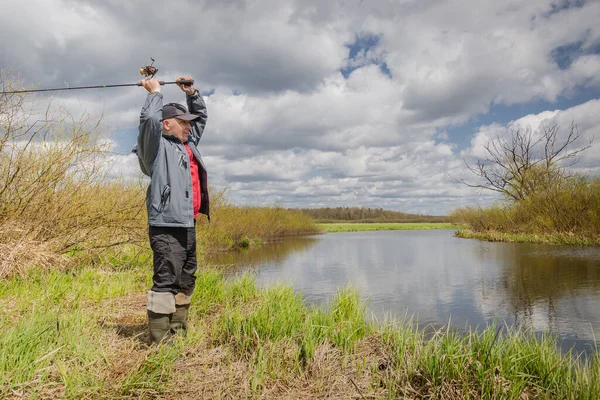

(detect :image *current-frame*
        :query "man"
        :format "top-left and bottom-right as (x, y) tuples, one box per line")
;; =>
(136, 76), (209, 344)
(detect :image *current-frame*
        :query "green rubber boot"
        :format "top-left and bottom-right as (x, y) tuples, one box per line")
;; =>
(170, 304), (190, 337)
(147, 310), (171, 344)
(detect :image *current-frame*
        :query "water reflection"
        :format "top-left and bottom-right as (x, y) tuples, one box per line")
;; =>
(476, 243), (600, 353)
(216, 230), (600, 355)
(206, 236), (320, 269)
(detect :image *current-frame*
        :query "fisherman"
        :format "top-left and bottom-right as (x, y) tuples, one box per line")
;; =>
(136, 76), (209, 344)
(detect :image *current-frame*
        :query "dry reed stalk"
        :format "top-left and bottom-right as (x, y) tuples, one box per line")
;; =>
(0, 225), (67, 279)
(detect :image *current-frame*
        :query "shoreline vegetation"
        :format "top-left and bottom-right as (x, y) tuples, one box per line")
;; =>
(454, 229), (600, 246)
(450, 176), (600, 247)
(452, 123), (600, 247)
(2, 78), (599, 398)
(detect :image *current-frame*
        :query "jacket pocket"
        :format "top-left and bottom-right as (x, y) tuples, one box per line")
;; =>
(158, 184), (171, 213)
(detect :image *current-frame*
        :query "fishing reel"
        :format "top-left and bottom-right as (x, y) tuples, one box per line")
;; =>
(138, 58), (194, 86)
(140, 58), (159, 78)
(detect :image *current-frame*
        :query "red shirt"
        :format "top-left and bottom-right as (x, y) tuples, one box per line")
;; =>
(184, 144), (201, 218)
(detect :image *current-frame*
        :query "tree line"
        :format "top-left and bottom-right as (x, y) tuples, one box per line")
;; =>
(296, 207), (448, 223)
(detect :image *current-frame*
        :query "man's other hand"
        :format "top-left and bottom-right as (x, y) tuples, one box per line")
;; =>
(176, 76), (196, 96)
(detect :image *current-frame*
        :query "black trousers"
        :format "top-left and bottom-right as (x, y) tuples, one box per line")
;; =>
(148, 225), (197, 295)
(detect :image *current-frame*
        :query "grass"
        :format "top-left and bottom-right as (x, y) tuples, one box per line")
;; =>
(320, 222), (460, 233)
(197, 202), (320, 253)
(0, 264), (150, 398)
(1, 263), (599, 398)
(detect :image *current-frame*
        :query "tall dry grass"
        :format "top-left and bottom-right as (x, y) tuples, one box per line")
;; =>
(197, 189), (320, 253)
(451, 175), (600, 243)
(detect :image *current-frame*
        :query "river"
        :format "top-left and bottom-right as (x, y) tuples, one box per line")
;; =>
(208, 229), (600, 355)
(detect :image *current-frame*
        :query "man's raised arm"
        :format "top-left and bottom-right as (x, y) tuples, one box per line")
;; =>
(177, 76), (207, 147)
(137, 78), (163, 175)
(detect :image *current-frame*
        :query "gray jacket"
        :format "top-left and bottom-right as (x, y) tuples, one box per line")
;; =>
(136, 91), (209, 227)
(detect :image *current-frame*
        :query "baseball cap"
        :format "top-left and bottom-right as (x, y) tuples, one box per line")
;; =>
(162, 103), (200, 121)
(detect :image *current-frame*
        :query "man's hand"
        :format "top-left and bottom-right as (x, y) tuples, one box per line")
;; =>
(141, 78), (161, 94)
(176, 76), (196, 96)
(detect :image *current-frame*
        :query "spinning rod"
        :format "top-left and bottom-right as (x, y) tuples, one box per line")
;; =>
(0, 58), (193, 94)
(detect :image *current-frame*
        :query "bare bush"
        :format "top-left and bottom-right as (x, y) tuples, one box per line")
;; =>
(463, 123), (592, 201)
(0, 71), (146, 277)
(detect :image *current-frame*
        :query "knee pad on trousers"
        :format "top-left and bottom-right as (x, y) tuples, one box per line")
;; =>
(175, 292), (192, 306)
(147, 290), (176, 314)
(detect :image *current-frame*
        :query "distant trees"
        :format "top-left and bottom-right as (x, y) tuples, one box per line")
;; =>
(298, 207), (447, 223)
(463, 123), (592, 201)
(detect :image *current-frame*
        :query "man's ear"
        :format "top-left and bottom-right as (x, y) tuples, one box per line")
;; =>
(162, 119), (170, 132)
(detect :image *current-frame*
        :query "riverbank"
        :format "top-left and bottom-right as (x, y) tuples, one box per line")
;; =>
(455, 229), (600, 246)
(1, 260), (598, 398)
(319, 222), (459, 233)
(451, 177), (600, 246)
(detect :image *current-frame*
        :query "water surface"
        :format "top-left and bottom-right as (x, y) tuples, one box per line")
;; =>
(209, 230), (600, 355)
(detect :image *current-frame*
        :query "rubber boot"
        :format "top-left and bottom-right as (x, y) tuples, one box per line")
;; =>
(147, 310), (171, 344)
(170, 304), (189, 337)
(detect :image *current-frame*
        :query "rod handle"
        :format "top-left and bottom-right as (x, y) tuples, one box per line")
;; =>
(171, 79), (195, 86)
(136, 79), (195, 87)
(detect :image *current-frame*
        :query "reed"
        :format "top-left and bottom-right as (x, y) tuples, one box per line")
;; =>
(197, 199), (320, 253)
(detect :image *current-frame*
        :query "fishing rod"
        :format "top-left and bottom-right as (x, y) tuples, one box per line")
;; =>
(0, 58), (194, 94)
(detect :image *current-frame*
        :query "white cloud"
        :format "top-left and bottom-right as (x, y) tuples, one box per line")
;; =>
(1, 0), (599, 214)
(569, 55), (600, 88)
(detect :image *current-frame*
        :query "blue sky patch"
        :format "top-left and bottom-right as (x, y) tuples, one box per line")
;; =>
(444, 87), (600, 149)
(552, 41), (584, 70)
(551, 38), (600, 70)
(341, 33), (392, 78)
(543, 0), (585, 17)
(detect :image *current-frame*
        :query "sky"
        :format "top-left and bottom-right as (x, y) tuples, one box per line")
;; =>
(1, 0), (599, 215)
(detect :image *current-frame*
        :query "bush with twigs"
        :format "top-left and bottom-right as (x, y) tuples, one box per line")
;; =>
(0, 73), (148, 278)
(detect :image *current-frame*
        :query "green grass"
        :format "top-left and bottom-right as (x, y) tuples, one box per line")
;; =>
(0, 265), (152, 398)
(319, 222), (460, 233)
(1, 260), (599, 398)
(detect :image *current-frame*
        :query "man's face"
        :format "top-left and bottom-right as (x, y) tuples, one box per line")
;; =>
(165, 118), (191, 143)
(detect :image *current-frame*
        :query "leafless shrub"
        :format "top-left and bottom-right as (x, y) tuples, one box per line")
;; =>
(0, 70), (146, 277)
(463, 123), (592, 201)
